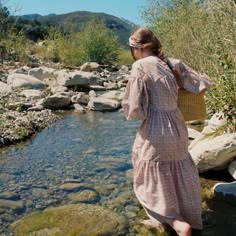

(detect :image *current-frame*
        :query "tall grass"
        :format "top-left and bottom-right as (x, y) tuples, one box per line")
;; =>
(142, 0), (236, 132)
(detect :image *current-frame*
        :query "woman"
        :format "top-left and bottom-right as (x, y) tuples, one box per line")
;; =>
(122, 27), (211, 236)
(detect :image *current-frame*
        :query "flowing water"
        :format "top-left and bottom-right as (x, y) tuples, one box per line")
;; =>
(0, 111), (235, 236)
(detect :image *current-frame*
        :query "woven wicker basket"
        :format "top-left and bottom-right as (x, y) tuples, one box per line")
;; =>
(177, 89), (206, 121)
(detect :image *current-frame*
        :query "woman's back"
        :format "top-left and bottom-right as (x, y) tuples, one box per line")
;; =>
(131, 56), (179, 111)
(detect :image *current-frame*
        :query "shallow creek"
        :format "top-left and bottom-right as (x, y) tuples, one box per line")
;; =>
(0, 111), (235, 235)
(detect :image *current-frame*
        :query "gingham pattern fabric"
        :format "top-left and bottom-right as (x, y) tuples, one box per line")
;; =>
(122, 56), (211, 230)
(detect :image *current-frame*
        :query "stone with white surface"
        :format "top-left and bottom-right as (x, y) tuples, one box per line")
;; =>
(28, 67), (56, 80)
(190, 133), (236, 173)
(57, 71), (100, 87)
(88, 97), (121, 111)
(7, 73), (46, 89)
(100, 91), (125, 101)
(0, 81), (11, 94)
(20, 89), (44, 100)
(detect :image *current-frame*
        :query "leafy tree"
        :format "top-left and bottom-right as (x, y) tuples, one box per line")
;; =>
(77, 18), (120, 65)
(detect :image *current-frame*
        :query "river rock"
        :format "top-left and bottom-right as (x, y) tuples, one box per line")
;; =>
(69, 190), (99, 204)
(118, 80), (128, 89)
(20, 89), (44, 100)
(228, 160), (236, 180)
(27, 105), (44, 111)
(7, 73), (46, 89)
(73, 103), (86, 113)
(8, 102), (33, 111)
(42, 94), (71, 109)
(0, 81), (11, 94)
(10, 203), (128, 236)
(0, 192), (20, 201)
(28, 67), (56, 80)
(213, 181), (236, 206)
(80, 62), (101, 72)
(100, 91), (125, 101)
(88, 97), (121, 111)
(0, 72), (8, 83)
(119, 65), (130, 73)
(31, 188), (53, 199)
(71, 92), (89, 105)
(187, 128), (201, 140)
(50, 86), (68, 94)
(89, 85), (107, 91)
(0, 200), (24, 214)
(59, 183), (87, 192)
(89, 90), (97, 97)
(103, 81), (118, 90)
(190, 133), (236, 173)
(57, 71), (100, 87)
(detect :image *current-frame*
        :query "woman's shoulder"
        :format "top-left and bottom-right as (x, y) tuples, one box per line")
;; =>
(132, 56), (158, 71)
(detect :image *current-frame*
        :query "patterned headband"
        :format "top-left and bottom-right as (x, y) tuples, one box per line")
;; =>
(129, 37), (152, 48)
(129, 37), (144, 48)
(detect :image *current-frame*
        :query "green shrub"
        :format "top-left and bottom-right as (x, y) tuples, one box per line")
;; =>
(37, 19), (120, 66)
(0, 4), (33, 63)
(1, 31), (32, 63)
(77, 18), (120, 65)
(142, 0), (236, 132)
(36, 28), (62, 63)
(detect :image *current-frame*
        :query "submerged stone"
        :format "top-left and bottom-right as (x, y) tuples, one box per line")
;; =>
(10, 203), (128, 236)
(69, 189), (100, 204)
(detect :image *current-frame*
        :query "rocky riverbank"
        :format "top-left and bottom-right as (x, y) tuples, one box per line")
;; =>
(0, 62), (129, 147)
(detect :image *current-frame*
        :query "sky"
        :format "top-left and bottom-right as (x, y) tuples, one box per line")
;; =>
(5, 0), (148, 26)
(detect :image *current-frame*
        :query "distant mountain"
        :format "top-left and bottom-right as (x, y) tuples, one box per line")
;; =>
(19, 11), (137, 48)
(21, 13), (56, 20)
(20, 14), (42, 20)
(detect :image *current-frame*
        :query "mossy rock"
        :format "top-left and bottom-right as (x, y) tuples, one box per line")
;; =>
(10, 203), (128, 236)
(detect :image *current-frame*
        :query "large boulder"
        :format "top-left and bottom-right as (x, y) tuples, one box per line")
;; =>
(0, 81), (11, 94)
(10, 204), (128, 236)
(42, 94), (71, 109)
(7, 73), (46, 89)
(57, 71), (100, 87)
(190, 133), (236, 173)
(189, 125), (217, 150)
(88, 97), (121, 111)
